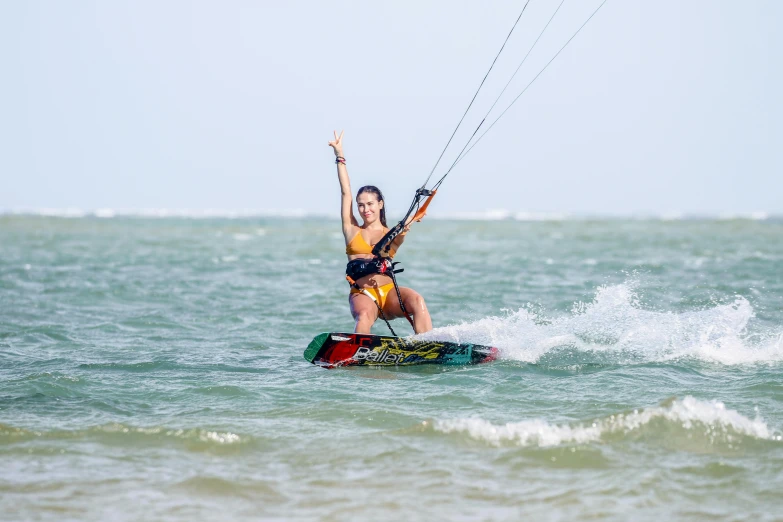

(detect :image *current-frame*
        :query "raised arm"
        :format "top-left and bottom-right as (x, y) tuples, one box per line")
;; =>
(328, 130), (358, 240)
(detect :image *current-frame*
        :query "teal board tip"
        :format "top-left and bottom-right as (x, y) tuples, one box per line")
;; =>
(304, 333), (328, 363)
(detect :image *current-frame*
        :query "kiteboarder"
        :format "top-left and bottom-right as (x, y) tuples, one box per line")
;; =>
(328, 131), (433, 335)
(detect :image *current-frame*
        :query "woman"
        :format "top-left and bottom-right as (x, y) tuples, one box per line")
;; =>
(328, 130), (433, 335)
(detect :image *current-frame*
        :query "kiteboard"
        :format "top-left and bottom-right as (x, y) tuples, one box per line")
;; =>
(304, 333), (499, 368)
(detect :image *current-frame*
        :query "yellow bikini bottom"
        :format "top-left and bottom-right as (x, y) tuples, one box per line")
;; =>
(350, 283), (396, 310)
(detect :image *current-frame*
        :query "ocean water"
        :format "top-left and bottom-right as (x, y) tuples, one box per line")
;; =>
(1, 215), (782, 521)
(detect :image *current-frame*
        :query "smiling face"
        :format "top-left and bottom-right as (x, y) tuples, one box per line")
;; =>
(356, 192), (384, 226)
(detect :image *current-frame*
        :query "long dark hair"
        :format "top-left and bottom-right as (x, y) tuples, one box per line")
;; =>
(356, 185), (387, 227)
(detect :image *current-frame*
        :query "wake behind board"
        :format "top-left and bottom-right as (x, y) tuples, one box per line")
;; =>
(304, 333), (499, 368)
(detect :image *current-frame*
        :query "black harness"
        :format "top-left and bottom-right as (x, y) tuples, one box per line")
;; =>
(346, 257), (393, 282)
(345, 257), (414, 335)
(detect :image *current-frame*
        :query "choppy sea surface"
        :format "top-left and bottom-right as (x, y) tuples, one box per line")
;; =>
(1, 215), (782, 521)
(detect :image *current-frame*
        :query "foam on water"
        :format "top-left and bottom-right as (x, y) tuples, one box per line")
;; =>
(0, 422), (246, 446)
(418, 283), (783, 364)
(433, 396), (781, 447)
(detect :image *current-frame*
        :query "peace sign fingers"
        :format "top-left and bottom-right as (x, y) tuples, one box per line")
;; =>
(328, 130), (345, 156)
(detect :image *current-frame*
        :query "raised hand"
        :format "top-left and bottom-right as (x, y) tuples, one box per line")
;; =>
(328, 130), (344, 157)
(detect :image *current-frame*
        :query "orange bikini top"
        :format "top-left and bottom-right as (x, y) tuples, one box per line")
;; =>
(345, 230), (397, 258)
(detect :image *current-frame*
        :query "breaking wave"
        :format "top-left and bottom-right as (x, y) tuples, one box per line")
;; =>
(432, 396), (781, 448)
(0, 422), (249, 450)
(418, 283), (783, 364)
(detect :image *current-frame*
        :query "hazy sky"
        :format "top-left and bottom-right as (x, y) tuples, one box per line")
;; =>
(2, 0), (781, 216)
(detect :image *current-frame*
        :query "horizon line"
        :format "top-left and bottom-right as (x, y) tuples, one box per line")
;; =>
(1, 208), (779, 222)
